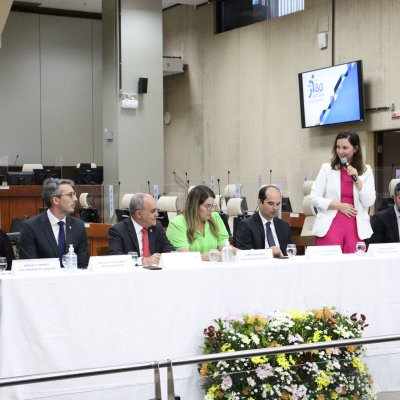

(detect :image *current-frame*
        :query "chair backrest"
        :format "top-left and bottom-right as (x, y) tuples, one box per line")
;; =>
(223, 183), (241, 198)
(226, 198), (244, 234)
(303, 180), (314, 196)
(22, 163), (43, 172)
(79, 192), (89, 208)
(301, 195), (316, 236)
(157, 196), (178, 220)
(121, 193), (135, 210)
(389, 179), (400, 197)
(213, 195), (227, 212)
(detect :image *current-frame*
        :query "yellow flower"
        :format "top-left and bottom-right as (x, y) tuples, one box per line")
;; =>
(315, 371), (331, 390)
(288, 309), (308, 320)
(247, 314), (267, 325)
(221, 343), (232, 352)
(276, 354), (290, 370)
(313, 330), (322, 342)
(352, 357), (366, 371)
(330, 391), (339, 399)
(324, 335), (332, 342)
(251, 355), (269, 364)
(289, 355), (296, 365)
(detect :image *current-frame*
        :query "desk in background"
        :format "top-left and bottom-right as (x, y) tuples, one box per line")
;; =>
(0, 255), (399, 399)
(0, 184), (104, 232)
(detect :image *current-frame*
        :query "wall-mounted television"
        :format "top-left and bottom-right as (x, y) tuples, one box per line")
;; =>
(298, 60), (364, 128)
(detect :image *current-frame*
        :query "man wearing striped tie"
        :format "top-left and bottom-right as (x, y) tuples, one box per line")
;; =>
(108, 193), (174, 265)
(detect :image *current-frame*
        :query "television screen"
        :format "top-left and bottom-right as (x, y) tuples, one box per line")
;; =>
(298, 60), (364, 128)
(74, 167), (102, 185)
(33, 169), (61, 185)
(7, 171), (35, 185)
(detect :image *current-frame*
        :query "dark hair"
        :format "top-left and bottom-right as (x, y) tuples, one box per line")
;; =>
(330, 130), (366, 175)
(183, 185), (217, 243)
(394, 182), (400, 197)
(258, 185), (281, 203)
(42, 178), (74, 208)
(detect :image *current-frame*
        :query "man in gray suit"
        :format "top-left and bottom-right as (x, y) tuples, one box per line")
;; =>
(19, 178), (89, 268)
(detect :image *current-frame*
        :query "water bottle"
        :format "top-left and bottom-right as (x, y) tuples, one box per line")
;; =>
(222, 241), (234, 264)
(65, 244), (78, 272)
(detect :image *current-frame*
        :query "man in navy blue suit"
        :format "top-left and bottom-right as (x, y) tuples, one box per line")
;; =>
(369, 182), (400, 244)
(235, 185), (292, 258)
(19, 178), (89, 268)
(108, 193), (174, 265)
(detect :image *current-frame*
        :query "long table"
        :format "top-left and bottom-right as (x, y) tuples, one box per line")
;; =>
(0, 255), (399, 399)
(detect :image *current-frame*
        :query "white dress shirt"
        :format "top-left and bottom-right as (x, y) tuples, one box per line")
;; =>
(259, 214), (280, 249)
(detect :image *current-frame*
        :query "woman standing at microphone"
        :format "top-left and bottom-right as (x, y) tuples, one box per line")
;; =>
(309, 131), (376, 253)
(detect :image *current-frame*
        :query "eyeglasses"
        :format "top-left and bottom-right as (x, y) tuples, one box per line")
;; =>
(58, 192), (77, 199)
(202, 203), (217, 211)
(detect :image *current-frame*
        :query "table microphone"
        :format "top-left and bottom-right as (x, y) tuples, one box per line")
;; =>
(14, 154), (19, 166)
(340, 158), (358, 182)
(147, 180), (150, 194)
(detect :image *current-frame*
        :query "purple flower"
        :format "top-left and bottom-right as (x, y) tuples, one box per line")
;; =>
(256, 363), (274, 379)
(221, 375), (232, 390)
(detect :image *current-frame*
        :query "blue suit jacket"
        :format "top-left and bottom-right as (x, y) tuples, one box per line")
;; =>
(19, 212), (89, 268)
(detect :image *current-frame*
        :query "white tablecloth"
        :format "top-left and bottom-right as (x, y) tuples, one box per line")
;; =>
(0, 254), (399, 399)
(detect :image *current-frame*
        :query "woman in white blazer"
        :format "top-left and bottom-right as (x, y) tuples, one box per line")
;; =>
(310, 131), (376, 253)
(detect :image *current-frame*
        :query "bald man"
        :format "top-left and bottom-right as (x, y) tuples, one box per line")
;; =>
(108, 193), (174, 265)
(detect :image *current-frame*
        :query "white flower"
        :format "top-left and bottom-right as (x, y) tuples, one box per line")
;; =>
(251, 333), (260, 345)
(247, 377), (256, 387)
(237, 333), (251, 344)
(221, 374), (232, 390)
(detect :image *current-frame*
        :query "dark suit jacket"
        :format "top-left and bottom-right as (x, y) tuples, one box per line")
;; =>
(235, 211), (292, 256)
(19, 212), (89, 268)
(369, 206), (400, 244)
(108, 218), (174, 256)
(0, 229), (15, 270)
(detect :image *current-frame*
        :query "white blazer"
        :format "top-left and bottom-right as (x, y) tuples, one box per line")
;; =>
(309, 163), (376, 240)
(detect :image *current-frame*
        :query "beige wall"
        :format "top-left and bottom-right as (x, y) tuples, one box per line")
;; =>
(163, 0), (400, 211)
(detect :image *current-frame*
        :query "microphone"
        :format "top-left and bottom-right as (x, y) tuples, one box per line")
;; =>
(118, 181), (121, 209)
(227, 171), (230, 196)
(217, 178), (222, 209)
(147, 180), (150, 194)
(269, 169), (272, 185)
(14, 154), (19, 166)
(340, 158), (358, 182)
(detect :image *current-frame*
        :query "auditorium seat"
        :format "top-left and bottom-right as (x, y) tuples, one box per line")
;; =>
(389, 178), (400, 196)
(300, 181), (316, 236)
(157, 195), (178, 220)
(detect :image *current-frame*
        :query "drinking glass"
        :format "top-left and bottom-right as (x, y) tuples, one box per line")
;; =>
(286, 244), (297, 259)
(0, 257), (8, 274)
(128, 251), (139, 266)
(209, 249), (220, 263)
(356, 241), (367, 255)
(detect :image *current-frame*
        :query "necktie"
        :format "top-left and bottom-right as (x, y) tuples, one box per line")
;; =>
(58, 221), (66, 261)
(266, 221), (276, 247)
(142, 227), (150, 257)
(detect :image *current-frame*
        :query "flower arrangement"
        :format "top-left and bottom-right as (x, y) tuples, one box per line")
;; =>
(200, 308), (376, 400)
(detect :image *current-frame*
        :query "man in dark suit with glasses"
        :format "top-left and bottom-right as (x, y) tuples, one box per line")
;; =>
(19, 178), (89, 268)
